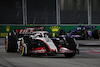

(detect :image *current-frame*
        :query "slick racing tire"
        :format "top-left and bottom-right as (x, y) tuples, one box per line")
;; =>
(6, 35), (18, 52)
(23, 36), (32, 51)
(66, 37), (77, 51)
(92, 30), (99, 39)
(65, 37), (77, 57)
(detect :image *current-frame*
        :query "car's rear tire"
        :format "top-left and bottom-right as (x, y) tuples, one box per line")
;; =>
(6, 35), (18, 52)
(92, 30), (99, 39)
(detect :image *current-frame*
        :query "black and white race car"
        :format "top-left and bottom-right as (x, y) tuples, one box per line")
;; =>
(5, 27), (79, 58)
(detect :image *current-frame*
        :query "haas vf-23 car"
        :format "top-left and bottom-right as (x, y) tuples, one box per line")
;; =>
(5, 27), (79, 58)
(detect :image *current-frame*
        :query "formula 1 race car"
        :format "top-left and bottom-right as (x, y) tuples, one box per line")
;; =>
(5, 27), (79, 58)
(67, 26), (99, 39)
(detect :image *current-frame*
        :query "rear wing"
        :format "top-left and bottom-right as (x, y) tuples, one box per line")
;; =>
(84, 26), (96, 29)
(78, 26), (96, 29)
(15, 26), (45, 34)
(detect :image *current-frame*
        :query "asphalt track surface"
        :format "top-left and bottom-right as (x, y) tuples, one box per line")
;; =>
(0, 38), (100, 67)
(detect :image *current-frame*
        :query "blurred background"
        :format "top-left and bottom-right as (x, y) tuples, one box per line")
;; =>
(0, 0), (100, 25)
